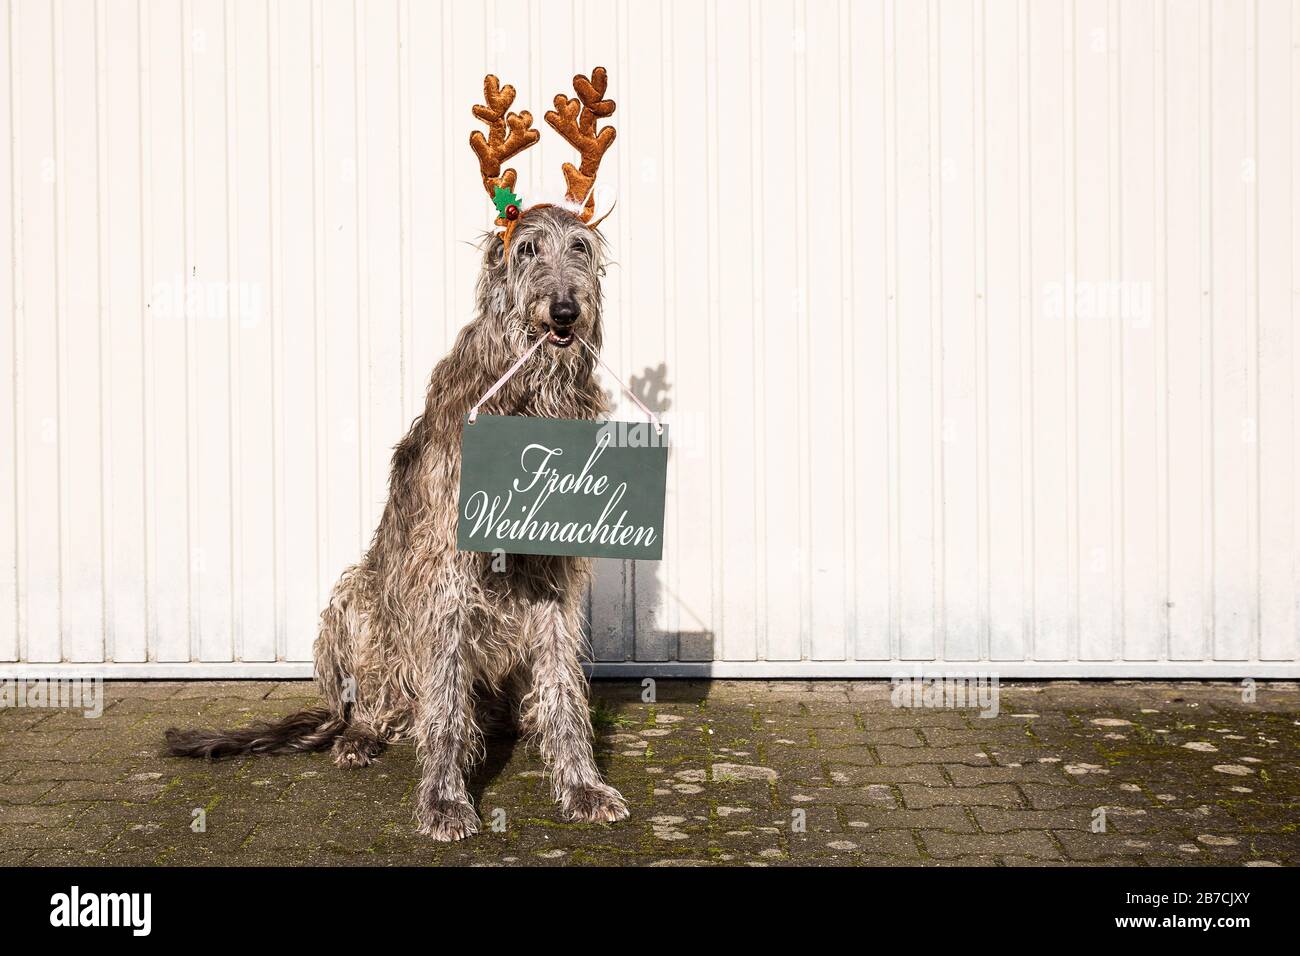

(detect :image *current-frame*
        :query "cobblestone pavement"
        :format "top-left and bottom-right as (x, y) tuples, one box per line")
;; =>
(1, 679), (1296, 866)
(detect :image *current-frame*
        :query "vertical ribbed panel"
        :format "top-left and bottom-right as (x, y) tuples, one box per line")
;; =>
(2, 0), (1297, 673)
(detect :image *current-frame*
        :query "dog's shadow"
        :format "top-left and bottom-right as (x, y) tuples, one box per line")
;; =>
(600, 361), (671, 419)
(463, 720), (619, 803)
(466, 730), (519, 806)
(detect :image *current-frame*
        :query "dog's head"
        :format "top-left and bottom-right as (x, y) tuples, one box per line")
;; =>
(478, 205), (607, 359)
(469, 70), (615, 368)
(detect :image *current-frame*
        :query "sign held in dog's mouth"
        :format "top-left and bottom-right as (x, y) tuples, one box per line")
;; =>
(457, 415), (668, 560)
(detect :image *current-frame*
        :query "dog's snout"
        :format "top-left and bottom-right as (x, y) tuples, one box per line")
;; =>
(550, 298), (579, 328)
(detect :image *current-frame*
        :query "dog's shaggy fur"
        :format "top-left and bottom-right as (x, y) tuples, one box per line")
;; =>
(166, 207), (629, 840)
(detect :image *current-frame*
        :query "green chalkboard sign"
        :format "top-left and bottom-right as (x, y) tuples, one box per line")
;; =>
(456, 415), (668, 560)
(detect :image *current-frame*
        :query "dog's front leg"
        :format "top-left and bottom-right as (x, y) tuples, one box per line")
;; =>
(413, 607), (481, 841)
(525, 601), (630, 824)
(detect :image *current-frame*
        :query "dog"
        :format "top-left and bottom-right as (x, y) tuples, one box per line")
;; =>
(166, 71), (629, 842)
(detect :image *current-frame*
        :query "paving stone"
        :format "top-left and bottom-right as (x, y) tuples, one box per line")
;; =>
(5, 823), (121, 853)
(922, 829), (1060, 861)
(167, 682), (277, 701)
(0, 781), (58, 804)
(924, 855), (1005, 867)
(1053, 830), (1162, 861)
(1000, 856), (1113, 867)
(786, 827), (922, 860)
(1019, 782), (1154, 810)
(0, 678), (1294, 867)
(0, 804), (89, 828)
(5, 762), (131, 785)
(38, 779), (163, 804)
(100, 697), (188, 717)
(898, 783), (1025, 809)
(822, 826), (923, 858)
(847, 805), (978, 833)
(777, 784), (899, 809)
(920, 726), (1007, 748)
(946, 763), (1069, 786)
(878, 744), (993, 766)
(17, 711), (114, 731)
(760, 751), (831, 786)
(863, 727), (927, 747)
(811, 726), (874, 747)
(867, 711), (976, 731)
(972, 807), (1093, 833)
(774, 712), (863, 730)
(28, 848), (166, 867)
(825, 764), (949, 786)
(775, 743), (876, 767)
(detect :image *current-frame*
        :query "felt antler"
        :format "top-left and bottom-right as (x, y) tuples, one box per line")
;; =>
(545, 67), (617, 222)
(470, 75), (540, 225)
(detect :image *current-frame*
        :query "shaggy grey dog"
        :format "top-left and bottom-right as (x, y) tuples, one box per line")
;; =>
(166, 205), (629, 841)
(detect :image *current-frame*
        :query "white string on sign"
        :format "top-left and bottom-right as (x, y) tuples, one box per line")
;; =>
(465, 333), (664, 437)
(467, 335), (547, 424)
(577, 336), (663, 436)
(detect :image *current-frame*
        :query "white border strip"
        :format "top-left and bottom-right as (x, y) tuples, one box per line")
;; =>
(1, 661), (1296, 680)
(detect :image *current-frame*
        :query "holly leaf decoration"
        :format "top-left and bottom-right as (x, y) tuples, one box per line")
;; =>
(493, 185), (521, 216)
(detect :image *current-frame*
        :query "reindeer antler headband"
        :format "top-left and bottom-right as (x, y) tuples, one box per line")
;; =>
(470, 68), (617, 254)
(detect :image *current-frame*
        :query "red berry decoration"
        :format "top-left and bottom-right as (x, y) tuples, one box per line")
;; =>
(505, 204), (520, 221)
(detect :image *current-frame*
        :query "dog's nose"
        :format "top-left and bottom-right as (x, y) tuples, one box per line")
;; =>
(550, 299), (579, 329)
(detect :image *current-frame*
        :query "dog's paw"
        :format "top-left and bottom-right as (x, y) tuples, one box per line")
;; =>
(415, 797), (480, 842)
(331, 731), (384, 769)
(561, 782), (630, 824)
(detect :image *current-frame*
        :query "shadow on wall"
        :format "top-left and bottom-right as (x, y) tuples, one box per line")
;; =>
(588, 363), (716, 669)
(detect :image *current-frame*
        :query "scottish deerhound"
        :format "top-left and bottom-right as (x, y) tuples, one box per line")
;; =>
(167, 72), (629, 841)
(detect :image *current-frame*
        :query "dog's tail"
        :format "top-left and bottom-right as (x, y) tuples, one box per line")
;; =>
(164, 707), (346, 761)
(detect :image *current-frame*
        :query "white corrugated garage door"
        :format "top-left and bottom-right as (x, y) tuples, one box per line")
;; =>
(2, 0), (1297, 678)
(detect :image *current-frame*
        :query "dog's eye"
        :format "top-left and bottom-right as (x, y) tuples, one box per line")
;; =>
(570, 238), (589, 255)
(515, 240), (536, 259)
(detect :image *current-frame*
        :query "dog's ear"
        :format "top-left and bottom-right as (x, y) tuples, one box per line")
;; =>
(484, 232), (506, 269)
